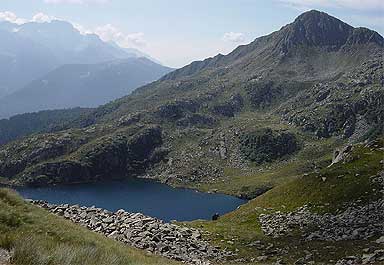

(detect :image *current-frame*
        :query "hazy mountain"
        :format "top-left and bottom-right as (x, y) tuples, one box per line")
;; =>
(108, 41), (163, 64)
(0, 20), (163, 98)
(16, 20), (130, 64)
(0, 57), (172, 118)
(0, 28), (59, 97)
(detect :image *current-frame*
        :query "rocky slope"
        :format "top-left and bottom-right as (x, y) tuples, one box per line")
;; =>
(30, 200), (231, 264)
(0, 10), (383, 197)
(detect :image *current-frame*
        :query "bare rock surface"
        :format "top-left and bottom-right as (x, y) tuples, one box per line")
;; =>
(0, 248), (11, 265)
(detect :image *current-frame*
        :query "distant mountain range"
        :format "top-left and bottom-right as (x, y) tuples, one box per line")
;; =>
(0, 19), (172, 118)
(0, 57), (172, 118)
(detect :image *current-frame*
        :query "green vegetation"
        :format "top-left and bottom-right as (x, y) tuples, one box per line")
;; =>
(239, 128), (299, 164)
(187, 139), (384, 263)
(0, 108), (93, 146)
(0, 188), (179, 265)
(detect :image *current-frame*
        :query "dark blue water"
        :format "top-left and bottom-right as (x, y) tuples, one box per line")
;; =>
(16, 178), (246, 222)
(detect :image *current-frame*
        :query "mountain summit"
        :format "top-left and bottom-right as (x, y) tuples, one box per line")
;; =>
(163, 10), (383, 82)
(278, 10), (383, 50)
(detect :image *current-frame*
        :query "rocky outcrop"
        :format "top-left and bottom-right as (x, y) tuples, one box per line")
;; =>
(0, 132), (87, 179)
(281, 58), (383, 140)
(329, 144), (353, 167)
(239, 128), (299, 163)
(210, 94), (244, 117)
(15, 126), (165, 186)
(176, 114), (216, 127)
(30, 200), (232, 264)
(259, 199), (384, 241)
(336, 249), (384, 265)
(0, 248), (11, 265)
(155, 101), (200, 121)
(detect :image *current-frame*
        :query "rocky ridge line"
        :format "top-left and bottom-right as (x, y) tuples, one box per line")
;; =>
(29, 200), (232, 265)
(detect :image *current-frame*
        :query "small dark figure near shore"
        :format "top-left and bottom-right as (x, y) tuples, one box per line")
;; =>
(212, 213), (220, 221)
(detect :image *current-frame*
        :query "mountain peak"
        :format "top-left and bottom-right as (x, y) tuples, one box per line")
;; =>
(277, 10), (383, 52)
(284, 10), (353, 48)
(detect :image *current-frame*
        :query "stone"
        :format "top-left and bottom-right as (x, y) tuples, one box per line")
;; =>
(376, 236), (384, 244)
(0, 248), (11, 265)
(102, 216), (114, 223)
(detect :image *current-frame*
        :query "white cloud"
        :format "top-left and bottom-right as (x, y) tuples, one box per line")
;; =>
(94, 24), (147, 47)
(277, 0), (384, 11)
(32, 12), (56, 23)
(72, 23), (93, 35)
(0, 11), (57, 24)
(0, 11), (27, 24)
(44, 0), (110, 5)
(222, 32), (246, 43)
(0, 11), (147, 49)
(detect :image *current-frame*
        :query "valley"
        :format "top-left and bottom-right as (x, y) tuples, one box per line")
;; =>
(0, 9), (383, 265)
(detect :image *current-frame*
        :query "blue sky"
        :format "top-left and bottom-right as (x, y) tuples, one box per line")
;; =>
(1, 0), (383, 67)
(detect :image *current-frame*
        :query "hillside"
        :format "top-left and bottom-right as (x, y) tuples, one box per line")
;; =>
(0, 10), (382, 191)
(0, 9), (383, 264)
(0, 188), (179, 265)
(0, 108), (93, 146)
(0, 58), (172, 119)
(188, 138), (384, 264)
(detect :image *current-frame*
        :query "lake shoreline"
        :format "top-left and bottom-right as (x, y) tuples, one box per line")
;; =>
(15, 177), (246, 222)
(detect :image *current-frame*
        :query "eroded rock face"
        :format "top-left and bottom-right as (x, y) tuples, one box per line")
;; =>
(0, 133), (87, 179)
(16, 126), (165, 186)
(30, 200), (232, 264)
(239, 128), (299, 164)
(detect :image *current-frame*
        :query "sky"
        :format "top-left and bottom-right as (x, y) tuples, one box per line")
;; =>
(0, 0), (383, 68)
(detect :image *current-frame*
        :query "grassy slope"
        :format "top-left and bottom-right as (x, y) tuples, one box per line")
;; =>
(188, 139), (384, 264)
(0, 189), (179, 265)
(173, 111), (343, 197)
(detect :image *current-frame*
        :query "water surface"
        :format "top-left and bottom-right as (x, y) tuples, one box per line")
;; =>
(16, 178), (246, 222)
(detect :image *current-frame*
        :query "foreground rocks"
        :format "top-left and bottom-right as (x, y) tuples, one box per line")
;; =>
(30, 200), (232, 264)
(259, 199), (384, 241)
(0, 248), (11, 265)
